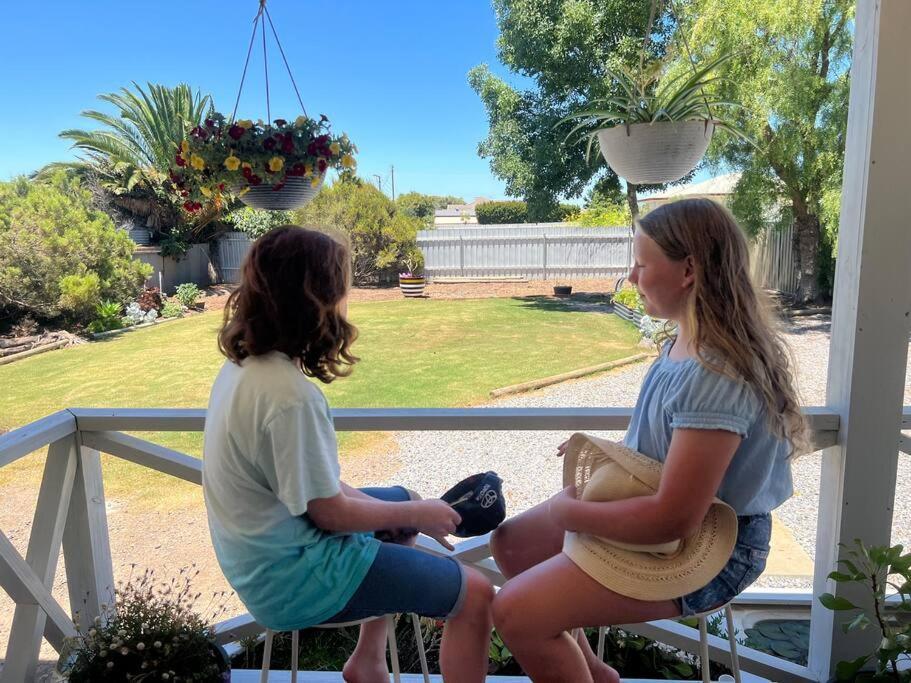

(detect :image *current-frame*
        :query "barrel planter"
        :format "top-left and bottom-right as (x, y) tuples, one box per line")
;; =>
(399, 275), (426, 298)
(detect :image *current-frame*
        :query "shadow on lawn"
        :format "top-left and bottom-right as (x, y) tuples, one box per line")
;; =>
(510, 293), (616, 315)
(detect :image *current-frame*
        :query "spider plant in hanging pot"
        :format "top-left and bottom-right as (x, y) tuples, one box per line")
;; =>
(559, 52), (748, 185)
(170, 113), (357, 213)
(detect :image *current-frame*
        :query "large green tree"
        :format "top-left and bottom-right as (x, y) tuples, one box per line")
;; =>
(468, 0), (674, 221)
(686, 0), (853, 303)
(44, 82), (213, 239)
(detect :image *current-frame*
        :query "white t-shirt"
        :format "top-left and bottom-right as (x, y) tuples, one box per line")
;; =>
(202, 352), (378, 630)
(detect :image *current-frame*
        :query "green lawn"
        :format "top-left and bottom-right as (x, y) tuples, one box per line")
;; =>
(0, 297), (640, 504)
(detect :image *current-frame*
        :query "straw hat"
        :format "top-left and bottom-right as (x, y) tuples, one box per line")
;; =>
(561, 433), (738, 601)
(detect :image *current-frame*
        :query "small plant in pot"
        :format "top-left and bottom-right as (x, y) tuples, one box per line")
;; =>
(399, 250), (427, 298)
(559, 52), (749, 184)
(56, 567), (232, 682)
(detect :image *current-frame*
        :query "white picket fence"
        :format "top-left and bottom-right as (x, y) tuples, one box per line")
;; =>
(215, 223), (797, 295)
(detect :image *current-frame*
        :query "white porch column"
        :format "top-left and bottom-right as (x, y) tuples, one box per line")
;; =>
(810, 0), (911, 677)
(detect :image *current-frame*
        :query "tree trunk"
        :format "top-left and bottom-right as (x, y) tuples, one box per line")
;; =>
(792, 206), (822, 304)
(626, 182), (640, 228)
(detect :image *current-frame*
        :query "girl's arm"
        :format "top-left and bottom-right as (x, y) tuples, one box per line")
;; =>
(307, 486), (460, 547)
(550, 428), (740, 544)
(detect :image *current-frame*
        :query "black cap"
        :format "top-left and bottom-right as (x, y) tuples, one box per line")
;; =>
(440, 472), (506, 538)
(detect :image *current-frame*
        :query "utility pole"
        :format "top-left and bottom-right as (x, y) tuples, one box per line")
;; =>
(390, 165), (395, 201)
(373, 174), (382, 192)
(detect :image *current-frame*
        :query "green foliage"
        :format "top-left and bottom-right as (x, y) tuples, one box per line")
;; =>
(160, 299), (184, 319)
(573, 203), (631, 227)
(685, 0), (853, 301)
(225, 206), (295, 238)
(0, 172), (151, 324)
(174, 283), (202, 309)
(559, 52), (749, 160)
(476, 200), (529, 224)
(613, 287), (644, 312)
(59, 568), (229, 682)
(86, 300), (126, 334)
(468, 0), (674, 217)
(744, 620), (809, 665)
(819, 539), (911, 681)
(294, 178), (424, 283)
(396, 192), (465, 224)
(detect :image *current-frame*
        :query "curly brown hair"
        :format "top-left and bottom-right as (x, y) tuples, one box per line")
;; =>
(218, 225), (359, 383)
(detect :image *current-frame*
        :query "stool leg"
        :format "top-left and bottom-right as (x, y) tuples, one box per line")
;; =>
(411, 614), (431, 683)
(290, 629), (299, 683)
(724, 605), (742, 683)
(259, 629), (274, 683)
(386, 614), (401, 683)
(597, 626), (606, 661)
(698, 617), (711, 683)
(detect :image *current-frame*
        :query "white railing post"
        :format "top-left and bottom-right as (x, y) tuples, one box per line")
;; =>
(1, 435), (78, 682)
(811, 0), (911, 677)
(62, 444), (115, 634)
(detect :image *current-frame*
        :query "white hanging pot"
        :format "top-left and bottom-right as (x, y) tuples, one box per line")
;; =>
(596, 120), (715, 185)
(237, 174), (325, 211)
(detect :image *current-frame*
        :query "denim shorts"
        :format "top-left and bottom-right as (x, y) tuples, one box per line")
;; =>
(323, 486), (468, 623)
(676, 513), (771, 617)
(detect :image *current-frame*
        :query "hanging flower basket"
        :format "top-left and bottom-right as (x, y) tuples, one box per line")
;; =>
(171, 114), (355, 213)
(596, 120), (715, 185)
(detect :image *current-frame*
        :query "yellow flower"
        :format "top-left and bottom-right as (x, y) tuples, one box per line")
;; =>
(311, 176), (321, 188)
(329, 142), (341, 156)
(200, 186), (212, 198)
(294, 115), (308, 127)
(341, 154), (356, 169)
(190, 154), (205, 171)
(180, 140), (189, 154)
(236, 119), (254, 129)
(268, 156), (284, 173)
(224, 155), (241, 171)
(303, 163), (313, 176)
(238, 187), (250, 197)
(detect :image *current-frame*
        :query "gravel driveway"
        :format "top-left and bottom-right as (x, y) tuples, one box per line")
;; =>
(373, 314), (911, 590)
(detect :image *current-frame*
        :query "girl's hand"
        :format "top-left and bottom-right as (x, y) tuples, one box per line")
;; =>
(556, 439), (570, 457)
(547, 485), (578, 530)
(411, 500), (461, 551)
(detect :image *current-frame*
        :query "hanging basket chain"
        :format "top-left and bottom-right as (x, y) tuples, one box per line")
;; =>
(666, 0), (714, 122)
(231, 3), (264, 122)
(263, 4), (308, 117)
(232, 0), (308, 124)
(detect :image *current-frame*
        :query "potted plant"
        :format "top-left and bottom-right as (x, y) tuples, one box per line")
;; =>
(170, 113), (357, 213)
(55, 568), (231, 682)
(559, 52), (748, 184)
(818, 539), (911, 681)
(399, 250), (427, 298)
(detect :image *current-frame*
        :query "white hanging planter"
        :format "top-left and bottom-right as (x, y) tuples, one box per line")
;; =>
(236, 174), (325, 211)
(596, 120), (715, 185)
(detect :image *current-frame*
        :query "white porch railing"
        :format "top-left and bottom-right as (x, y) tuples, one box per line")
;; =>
(0, 405), (850, 682)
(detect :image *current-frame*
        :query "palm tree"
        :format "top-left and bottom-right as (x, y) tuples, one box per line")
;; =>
(43, 82), (213, 232)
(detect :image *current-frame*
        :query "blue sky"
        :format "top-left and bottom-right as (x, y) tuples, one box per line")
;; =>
(0, 1), (521, 201)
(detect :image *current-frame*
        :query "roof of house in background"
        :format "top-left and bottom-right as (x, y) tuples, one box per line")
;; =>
(435, 196), (494, 217)
(641, 172), (742, 202)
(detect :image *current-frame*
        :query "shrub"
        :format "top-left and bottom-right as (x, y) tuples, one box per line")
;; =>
(174, 283), (201, 309)
(225, 206), (295, 238)
(123, 302), (158, 326)
(573, 203), (632, 227)
(137, 287), (163, 313)
(160, 299), (184, 318)
(0, 171), (151, 324)
(613, 287), (643, 311)
(86, 300), (125, 334)
(476, 200), (528, 224)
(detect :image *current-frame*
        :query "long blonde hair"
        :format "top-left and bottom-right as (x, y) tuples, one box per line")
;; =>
(637, 199), (807, 454)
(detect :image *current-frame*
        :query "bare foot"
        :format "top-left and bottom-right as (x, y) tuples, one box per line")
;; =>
(342, 654), (389, 683)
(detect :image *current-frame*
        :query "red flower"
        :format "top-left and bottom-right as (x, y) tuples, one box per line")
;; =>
(228, 125), (245, 140)
(181, 190), (189, 197)
(272, 181), (285, 192)
(317, 158), (328, 173)
(183, 200), (200, 212)
(175, 154), (186, 167)
(288, 163), (305, 176)
(205, 118), (216, 128)
(282, 139), (294, 154)
(242, 166), (253, 178)
(249, 174), (262, 186)
(218, 183), (226, 191)
(191, 126), (207, 139)
(263, 138), (276, 150)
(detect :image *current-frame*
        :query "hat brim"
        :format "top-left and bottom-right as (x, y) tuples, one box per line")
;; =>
(561, 433), (738, 601)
